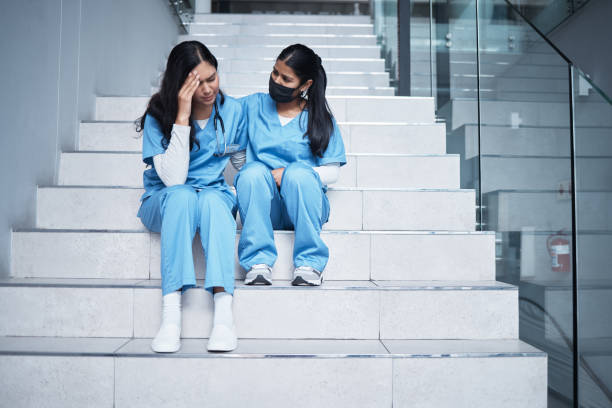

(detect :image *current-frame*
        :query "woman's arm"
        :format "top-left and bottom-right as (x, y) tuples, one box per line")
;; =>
(314, 162), (340, 185)
(230, 150), (246, 171)
(152, 124), (190, 187)
(271, 162), (340, 188)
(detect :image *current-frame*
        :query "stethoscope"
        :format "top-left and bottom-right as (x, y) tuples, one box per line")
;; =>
(212, 100), (227, 157)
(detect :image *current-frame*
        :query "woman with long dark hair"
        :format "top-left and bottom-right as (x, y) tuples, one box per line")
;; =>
(235, 43), (346, 286)
(136, 41), (247, 353)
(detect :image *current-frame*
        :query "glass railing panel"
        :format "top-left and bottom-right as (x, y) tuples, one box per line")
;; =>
(429, 0), (481, 218)
(372, 0), (399, 91)
(573, 67), (612, 408)
(409, 0), (434, 96)
(477, 1), (575, 406)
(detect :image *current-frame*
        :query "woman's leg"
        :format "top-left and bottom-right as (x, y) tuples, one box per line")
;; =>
(280, 162), (330, 273)
(196, 187), (239, 352)
(138, 184), (199, 295)
(234, 161), (285, 271)
(196, 188), (237, 295)
(137, 184), (199, 352)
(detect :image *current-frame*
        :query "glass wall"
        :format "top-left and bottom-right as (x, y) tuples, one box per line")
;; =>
(375, 0), (612, 404)
(477, 2), (575, 405)
(573, 68), (612, 408)
(383, 0), (611, 405)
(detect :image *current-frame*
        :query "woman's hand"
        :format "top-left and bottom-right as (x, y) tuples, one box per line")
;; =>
(176, 70), (200, 126)
(271, 168), (285, 187)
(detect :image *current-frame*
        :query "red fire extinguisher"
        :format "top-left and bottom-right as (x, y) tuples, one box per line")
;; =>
(546, 230), (571, 273)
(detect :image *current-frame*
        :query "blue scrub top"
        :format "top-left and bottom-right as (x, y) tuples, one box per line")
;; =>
(141, 93), (247, 201)
(239, 93), (346, 173)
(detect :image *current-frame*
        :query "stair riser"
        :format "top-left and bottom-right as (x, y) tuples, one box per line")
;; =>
(0, 354), (547, 407)
(218, 58), (386, 72)
(192, 15), (372, 24)
(179, 34), (377, 46)
(189, 25), (374, 36)
(204, 44), (379, 59)
(217, 71), (389, 87)
(11, 231), (495, 281)
(95, 96), (435, 123)
(58, 153), (460, 189)
(36, 188), (477, 231)
(78, 122), (446, 154)
(0, 286), (517, 339)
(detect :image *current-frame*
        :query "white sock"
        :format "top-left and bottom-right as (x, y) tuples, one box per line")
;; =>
(161, 290), (181, 327)
(213, 292), (233, 327)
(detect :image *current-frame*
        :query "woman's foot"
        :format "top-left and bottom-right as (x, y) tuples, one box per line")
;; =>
(151, 290), (182, 353)
(207, 291), (238, 352)
(292, 266), (323, 286)
(244, 263), (273, 285)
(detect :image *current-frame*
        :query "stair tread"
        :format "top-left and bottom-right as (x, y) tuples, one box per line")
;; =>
(14, 228), (494, 234)
(0, 336), (544, 358)
(0, 277), (516, 290)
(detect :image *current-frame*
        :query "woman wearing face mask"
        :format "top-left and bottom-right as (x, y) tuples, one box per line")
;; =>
(136, 41), (247, 353)
(235, 43), (347, 286)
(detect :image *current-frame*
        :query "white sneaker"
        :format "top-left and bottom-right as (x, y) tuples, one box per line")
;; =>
(207, 324), (238, 352)
(151, 322), (181, 353)
(292, 266), (323, 286)
(244, 264), (272, 285)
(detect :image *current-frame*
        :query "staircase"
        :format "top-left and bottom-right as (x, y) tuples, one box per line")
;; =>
(0, 13), (547, 407)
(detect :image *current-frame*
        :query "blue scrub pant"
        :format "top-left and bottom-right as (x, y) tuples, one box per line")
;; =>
(235, 161), (330, 272)
(137, 185), (237, 296)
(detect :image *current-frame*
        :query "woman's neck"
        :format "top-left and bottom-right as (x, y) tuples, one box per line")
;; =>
(276, 99), (306, 118)
(191, 102), (213, 121)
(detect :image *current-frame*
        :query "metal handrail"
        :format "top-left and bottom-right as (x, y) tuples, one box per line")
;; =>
(168, 0), (194, 34)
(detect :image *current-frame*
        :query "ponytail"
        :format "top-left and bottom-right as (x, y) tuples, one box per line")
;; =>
(278, 44), (334, 157)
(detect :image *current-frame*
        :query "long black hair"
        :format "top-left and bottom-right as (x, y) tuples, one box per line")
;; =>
(277, 44), (333, 158)
(136, 41), (224, 151)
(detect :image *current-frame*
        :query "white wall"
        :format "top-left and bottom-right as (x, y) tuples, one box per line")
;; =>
(0, 0), (180, 277)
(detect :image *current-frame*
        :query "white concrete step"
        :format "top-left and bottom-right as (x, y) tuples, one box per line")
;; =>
(188, 23), (374, 36)
(217, 57), (386, 72)
(94, 96), (435, 123)
(58, 152), (460, 189)
(179, 33), (377, 46)
(411, 59), (569, 79)
(452, 124), (612, 159)
(11, 230), (495, 281)
(485, 190), (612, 232)
(0, 336), (546, 408)
(35, 186), (477, 231)
(443, 99), (612, 131)
(192, 13), (372, 24)
(220, 85), (395, 96)
(218, 71), (389, 87)
(473, 155), (612, 193)
(0, 278), (518, 339)
(410, 74), (568, 94)
(205, 44), (379, 58)
(411, 50), (564, 67)
(78, 121), (447, 154)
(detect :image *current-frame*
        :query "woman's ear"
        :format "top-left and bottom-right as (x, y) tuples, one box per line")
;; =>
(301, 79), (314, 92)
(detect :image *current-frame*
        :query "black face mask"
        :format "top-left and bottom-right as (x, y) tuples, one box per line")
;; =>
(269, 76), (299, 103)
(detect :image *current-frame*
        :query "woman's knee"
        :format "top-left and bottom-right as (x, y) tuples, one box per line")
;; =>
(160, 185), (198, 215)
(197, 190), (233, 216)
(282, 162), (319, 189)
(235, 161), (272, 189)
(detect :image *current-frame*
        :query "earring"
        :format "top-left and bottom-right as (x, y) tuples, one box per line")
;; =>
(300, 88), (309, 100)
